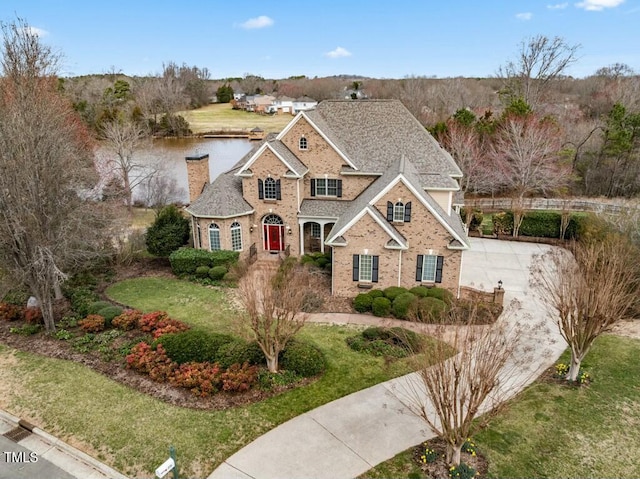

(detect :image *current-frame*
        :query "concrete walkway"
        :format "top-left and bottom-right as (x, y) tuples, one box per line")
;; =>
(208, 238), (567, 479)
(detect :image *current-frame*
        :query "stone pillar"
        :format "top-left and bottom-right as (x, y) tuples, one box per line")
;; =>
(493, 287), (505, 306)
(185, 153), (210, 204)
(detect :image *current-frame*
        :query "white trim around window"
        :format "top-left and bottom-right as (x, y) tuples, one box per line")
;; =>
(230, 221), (243, 251)
(209, 223), (221, 251)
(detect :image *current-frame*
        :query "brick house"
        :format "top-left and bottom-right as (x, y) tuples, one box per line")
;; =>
(185, 100), (469, 297)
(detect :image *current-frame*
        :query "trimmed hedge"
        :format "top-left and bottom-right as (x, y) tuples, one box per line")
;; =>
(169, 248), (239, 276)
(97, 306), (123, 327)
(353, 293), (373, 313)
(426, 287), (454, 304)
(154, 330), (234, 364)
(216, 339), (266, 368)
(409, 286), (431, 298)
(367, 290), (384, 299)
(348, 326), (424, 357)
(383, 286), (409, 301)
(392, 292), (417, 320)
(208, 265), (227, 281)
(279, 339), (327, 377)
(372, 297), (392, 317)
(87, 301), (113, 315)
(492, 210), (587, 239)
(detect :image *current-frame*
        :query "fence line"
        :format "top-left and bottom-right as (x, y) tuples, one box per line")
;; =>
(465, 197), (640, 215)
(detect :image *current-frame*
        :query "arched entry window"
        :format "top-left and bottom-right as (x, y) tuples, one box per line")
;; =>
(262, 214), (284, 251)
(209, 223), (220, 251)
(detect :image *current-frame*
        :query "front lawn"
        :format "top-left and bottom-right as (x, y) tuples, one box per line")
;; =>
(0, 277), (439, 477)
(361, 334), (640, 478)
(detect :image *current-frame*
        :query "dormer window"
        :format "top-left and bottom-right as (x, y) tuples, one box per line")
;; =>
(387, 201), (412, 223)
(299, 137), (308, 150)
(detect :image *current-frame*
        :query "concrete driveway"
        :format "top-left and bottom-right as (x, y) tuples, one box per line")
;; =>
(208, 238), (566, 479)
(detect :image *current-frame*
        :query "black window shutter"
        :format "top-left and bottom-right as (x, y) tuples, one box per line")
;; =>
(404, 201), (412, 222)
(311, 179), (316, 197)
(258, 179), (264, 199)
(352, 255), (359, 281)
(337, 180), (343, 198)
(416, 255), (424, 281)
(276, 179), (281, 200)
(372, 256), (379, 283)
(387, 201), (393, 221)
(435, 256), (444, 283)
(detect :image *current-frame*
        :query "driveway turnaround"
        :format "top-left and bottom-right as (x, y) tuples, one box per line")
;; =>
(207, 238), (568, 479)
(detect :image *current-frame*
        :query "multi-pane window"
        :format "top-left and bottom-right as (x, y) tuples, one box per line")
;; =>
(359, 255), (373, 282)
(299, 137), (308, 150)
(393, 202), (405, 222)
(421, 255), (437, 282)
(209, 223), (220, 251)
(264, 177), (277, 199)
(231, 222), (242, 251)
(316, 178), (338, 196)
(311, 223), (321, 238)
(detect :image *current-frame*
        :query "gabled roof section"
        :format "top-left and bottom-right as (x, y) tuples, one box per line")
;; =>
(186, 166), (254, 219)
(308, 100), (463, 180)
(276, 111), (357, 170)
(326, 155), (469, 249)
(326, 205), (408, 249)
(236, 137), (308, 178)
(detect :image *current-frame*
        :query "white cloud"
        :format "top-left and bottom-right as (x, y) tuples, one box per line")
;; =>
(238, 15), (274, 29)
(24, 26), (48, 37)
(516, 12), (533, 20)
(325, 47), (352, 58)
(547, 2), (569, 9)
(575, 0), (625, 11)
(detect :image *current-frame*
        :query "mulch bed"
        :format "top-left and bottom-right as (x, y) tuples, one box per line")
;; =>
(0, 258), (315, 410)
(412, 437), (489, 479)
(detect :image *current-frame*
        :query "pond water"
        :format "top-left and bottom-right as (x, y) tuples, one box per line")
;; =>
(98, 137), (254, 205)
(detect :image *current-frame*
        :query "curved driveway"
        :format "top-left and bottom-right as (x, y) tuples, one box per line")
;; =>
(208, 238), (566, 479)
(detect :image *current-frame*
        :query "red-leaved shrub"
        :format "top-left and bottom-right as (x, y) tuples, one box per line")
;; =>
(0, 302), (24, 322)
(79, 314), (105, 332)
(138, 311), (190, 338)
(220, 362), (258, 392)
(170, 362), (222, 397)
(112, 309), (143, 331)
(125, 342), (176, 382)
(24, 307), (43, 325)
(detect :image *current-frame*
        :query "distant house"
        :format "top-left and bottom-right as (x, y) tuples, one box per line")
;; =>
(293, 96), (318, 113)
(185, 100), (469, 298)
(273, 96), (295, 115)
(233, 90), (245, 101)
(254, 95), (276, 114)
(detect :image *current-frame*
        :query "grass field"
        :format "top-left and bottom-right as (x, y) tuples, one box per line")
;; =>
(361, 334), (640, 478)
(181, 103), (293, 134)
(0, 277), (438, 478)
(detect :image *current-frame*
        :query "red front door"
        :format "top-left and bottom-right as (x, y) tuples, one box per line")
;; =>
(264, 224), (283, 251)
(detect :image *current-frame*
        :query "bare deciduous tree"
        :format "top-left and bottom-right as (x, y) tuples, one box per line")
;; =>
(490, 113), (570, 236)
(531, 235), (640, 381)
(99, 119), (154, 210)
(238, 265), (316, 372)
(0, 19), (112, 331)
(497, 35), (580, 108)
(396, 303), (535, 467)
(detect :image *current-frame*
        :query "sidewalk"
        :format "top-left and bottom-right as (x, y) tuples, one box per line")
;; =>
(208, 238), (567, 479)
(0, 410), (128, 479)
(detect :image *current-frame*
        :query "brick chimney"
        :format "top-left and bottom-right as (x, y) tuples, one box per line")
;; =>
(185, 153), (210, 204)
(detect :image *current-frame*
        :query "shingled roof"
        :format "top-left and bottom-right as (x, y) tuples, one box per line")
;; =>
(304, 100), (462, 179)
(185, 166), (253, 218)
(326, 155), (468, 249)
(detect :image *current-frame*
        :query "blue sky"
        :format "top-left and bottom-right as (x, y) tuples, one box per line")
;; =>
(1, 0), (638, 79)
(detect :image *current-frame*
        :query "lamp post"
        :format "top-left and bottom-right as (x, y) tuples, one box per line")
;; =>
(498, 280), (503, 290)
